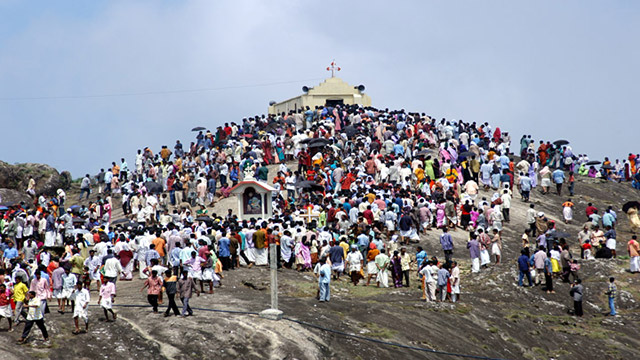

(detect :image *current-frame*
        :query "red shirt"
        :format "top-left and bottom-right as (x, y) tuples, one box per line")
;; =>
(586, 206), (598, 217)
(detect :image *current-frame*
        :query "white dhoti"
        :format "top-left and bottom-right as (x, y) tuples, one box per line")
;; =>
(630, 256), (640, 273)
(202, 268), (214, 281)
(53, 289), (63, 299)
(44, 231), (56, 247)
(245, 248), (257, 263)
(138, 260), (148, 279)
(254, 248), (268, 266)
(367, 261), (378, 275)
(480, 249), (491, 266)
(378, 270), (389, 288)
(73, 305), (88, 321)
(563, 207), (573, 221)
(471, 257), (480, 273)
(0, 305), (12, 318)
(121, 262), (133, 280)
(606, 239), (616, 251)
(100, 297), (112, 310)
(187, 267), (202, 280)
(491, 243), (501, 257)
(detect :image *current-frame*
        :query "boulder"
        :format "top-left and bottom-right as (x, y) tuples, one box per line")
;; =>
(0, 188), (31, 206)
(0, 161), (71, 196)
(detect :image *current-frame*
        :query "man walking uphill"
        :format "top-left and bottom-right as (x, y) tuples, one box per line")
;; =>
(440, 228), (454, 264)
(570, 279), (584, 317)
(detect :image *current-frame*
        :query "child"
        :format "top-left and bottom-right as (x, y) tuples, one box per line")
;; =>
(568, 171), (575, 196)
(581, 240), (594, 260)
(177, 270), (198, 317)
(569, 259), (581, 282)
(80, 266), (92, 290)
(61, 267), (77, 314)
(0, 284), (13, 332)
(606, 277), (617, 316)
(214, 254), (224, 287)
(72, 281), (90, 334)
(98, 278), (117, 322)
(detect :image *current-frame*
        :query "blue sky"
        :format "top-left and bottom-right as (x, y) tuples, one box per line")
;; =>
(0, 1), (638, 177)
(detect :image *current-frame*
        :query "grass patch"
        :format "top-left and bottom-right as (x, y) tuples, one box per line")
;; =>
(454, 303), (473, 314)
(488, 326), (499, 334)
(361, 322), (397, 339)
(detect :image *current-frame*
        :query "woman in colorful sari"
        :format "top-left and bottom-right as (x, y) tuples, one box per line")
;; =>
(275, 140), (285, 164)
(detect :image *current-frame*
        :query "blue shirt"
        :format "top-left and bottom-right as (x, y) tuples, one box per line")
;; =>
(552, 170), (565, 184)
(218, 237), (231, 257)
(318, 263), (331, 284)
(440, 233), (453, 251)
(170, 248), (182, 267)
(518, 255), (530, 271)
(357, 234), (370, 250)
(437, 268), (450, 286)
(3, 247), (18, 259)
(416, 250), (428, 267)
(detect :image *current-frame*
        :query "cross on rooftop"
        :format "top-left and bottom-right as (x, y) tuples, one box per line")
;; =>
(326, 60), (341, 77)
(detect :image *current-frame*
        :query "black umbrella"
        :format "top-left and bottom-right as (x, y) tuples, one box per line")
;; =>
(343, 125), (359, 138)
(195, 216), (214, 224)
(72, 218), (86, 224)
(112, 218), (131, 225)
(144, 181), (163, 194)
(553, 140), (569, 146)
(191, 127), (206, 131)
(459, 151), (475, 157)
(307, 138), (332, 148)
(623, 201), (640, 213)
(295, 180), (324, 192)
(415, 150), (430, 157)
(585, 160), (601, 166)
(601, 164), (615, 170)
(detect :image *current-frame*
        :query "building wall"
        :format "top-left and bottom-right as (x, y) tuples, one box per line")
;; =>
(268, 77), (372, 115)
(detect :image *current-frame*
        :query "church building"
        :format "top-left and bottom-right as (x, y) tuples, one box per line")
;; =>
(268, 62), (372, 114)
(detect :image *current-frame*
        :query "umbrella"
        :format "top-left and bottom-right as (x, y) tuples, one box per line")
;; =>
(415, 150), (430, 157)
(623, 201), (640, 213)
(68, 228), (90, 236)
(144, 181), (163, 194)
(191, 127), (206, 132)
(195, 216), (214, 224)
(343, 125), (360, 138)
(459, 151), (475, 157)
(72, 218), (86, 224)
(299, 138), (313, 144)
(601, 164), (615, 170)
(553, 140), (569, 146)
(307, 138), (331, 148)
(112, 218), (132, 225)
(585, 160), (601, 166)
(295, 180), (324, 192)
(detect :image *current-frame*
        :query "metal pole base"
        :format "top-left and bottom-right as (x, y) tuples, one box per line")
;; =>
(259, 308), (284, 321)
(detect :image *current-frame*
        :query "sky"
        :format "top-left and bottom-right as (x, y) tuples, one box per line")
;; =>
(0, 1), (638, 177)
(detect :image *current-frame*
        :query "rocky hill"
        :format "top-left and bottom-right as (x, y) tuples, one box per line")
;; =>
(7, 161), (638, 360)
(0, 161), (71, 199)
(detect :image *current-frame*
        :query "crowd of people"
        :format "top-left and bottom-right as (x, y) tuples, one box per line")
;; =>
(0, 103), (636, 344)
